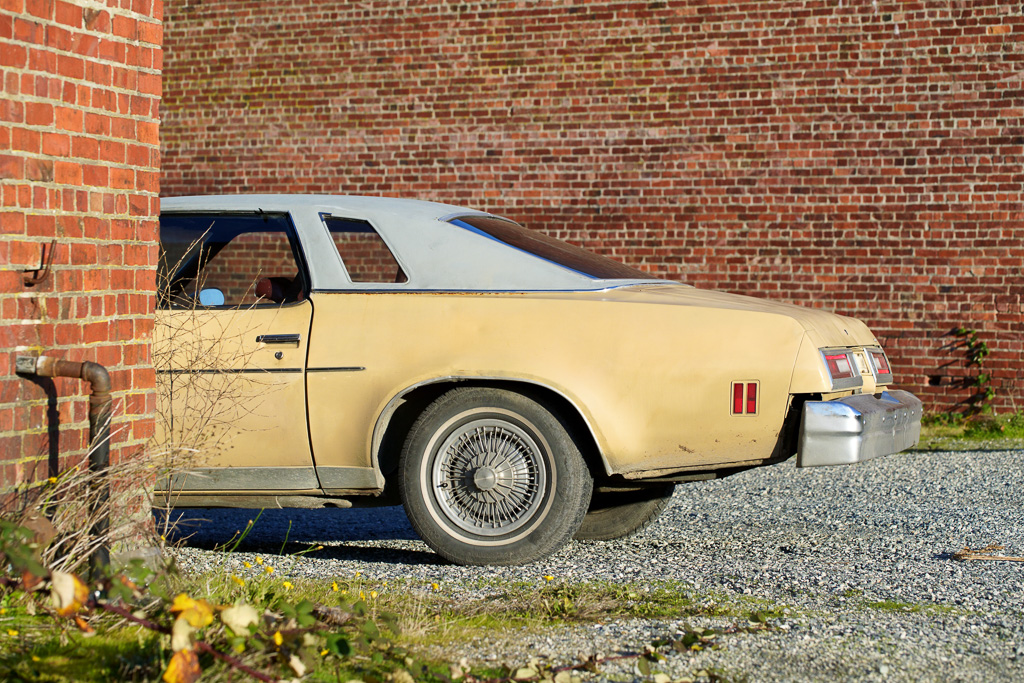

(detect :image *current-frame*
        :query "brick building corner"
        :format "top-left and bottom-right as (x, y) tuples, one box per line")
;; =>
(1, 0), (162, 495)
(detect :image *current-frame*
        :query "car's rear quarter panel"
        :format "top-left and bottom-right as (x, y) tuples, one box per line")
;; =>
(305, 290), (811, 478)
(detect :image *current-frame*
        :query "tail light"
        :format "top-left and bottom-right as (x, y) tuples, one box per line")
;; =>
(824, 352), (855, 379)
(820, 349), (862, 390)
(867, 347), (893, 383)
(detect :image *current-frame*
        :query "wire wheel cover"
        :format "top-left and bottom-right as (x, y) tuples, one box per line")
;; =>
(432, 418), (548, 536)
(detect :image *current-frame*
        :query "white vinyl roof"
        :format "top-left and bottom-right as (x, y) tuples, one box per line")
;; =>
(161, 195), (667, 292)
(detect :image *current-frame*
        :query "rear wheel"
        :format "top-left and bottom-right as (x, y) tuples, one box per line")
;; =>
(399, 387), (592, 565)
(574, 484), (675, 541)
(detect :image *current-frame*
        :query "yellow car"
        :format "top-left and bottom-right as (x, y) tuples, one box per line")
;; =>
(155, 195), (922, 565)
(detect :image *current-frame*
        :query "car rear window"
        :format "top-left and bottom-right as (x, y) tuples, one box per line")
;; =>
(449, 215), (649, 280)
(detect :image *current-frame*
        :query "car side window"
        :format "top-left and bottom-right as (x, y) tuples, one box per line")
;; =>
(325, 217), (407, 284)
(159, 213), (307, 308)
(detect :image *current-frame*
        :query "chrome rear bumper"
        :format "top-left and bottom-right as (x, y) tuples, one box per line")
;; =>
(797, 390), (923, 467)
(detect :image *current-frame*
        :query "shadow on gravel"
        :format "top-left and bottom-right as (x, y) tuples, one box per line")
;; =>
(157, 505), (422, 549)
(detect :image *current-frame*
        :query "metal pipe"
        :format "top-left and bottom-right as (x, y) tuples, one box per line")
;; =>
(16, 355), (112, 576)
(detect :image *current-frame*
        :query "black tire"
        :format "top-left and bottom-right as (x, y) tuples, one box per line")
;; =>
(574, 483), (675, 541)
(399, 387), (593, 566)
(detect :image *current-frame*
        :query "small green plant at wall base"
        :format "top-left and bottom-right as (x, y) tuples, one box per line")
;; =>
(953, 327), (994, 415)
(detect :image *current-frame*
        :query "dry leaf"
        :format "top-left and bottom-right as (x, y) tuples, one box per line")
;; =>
(21, 570), (46, 592)
(221, 603), (259, 635)
(390, 670), (415, 683)
(162, 648), (201, 683)
(73, 615), (94, 634)
(289, 654), (307, 677)
(170, 593), (214, 628)
(953, 544), (1024, 562)
(50, 571), (89, 618)
(171, 616), (196, 652)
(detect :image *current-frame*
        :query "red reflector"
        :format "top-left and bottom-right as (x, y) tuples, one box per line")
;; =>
(733, 382), (744, 414)
(746, 382), (757, 414)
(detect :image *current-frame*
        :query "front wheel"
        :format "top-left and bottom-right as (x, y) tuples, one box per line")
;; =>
(399, 387), (593, 566)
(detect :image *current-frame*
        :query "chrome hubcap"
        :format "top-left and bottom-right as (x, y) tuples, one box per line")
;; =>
(432, 419), (547, 536)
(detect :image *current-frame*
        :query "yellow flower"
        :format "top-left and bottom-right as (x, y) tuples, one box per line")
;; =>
(0, 608), (6, 615)
(255, 557), (264, 565)
(431, 582), (440, 592)
(370, 590), (378, 599)
(243, 561), (252, 569)
(273, 631), (283, 647)
(283, 581), (293, 590)
(321, 648), (329, 656)
(230, 575), (245, 587)
(543, 575), (554, 582)
(359, 591), (365, 600)
(48, 477), (57, 484)
(331, 581), (339, 592)
(31, 655), (40, 662)
(6, 629), (18, 637)
(264, 566), (274, 575)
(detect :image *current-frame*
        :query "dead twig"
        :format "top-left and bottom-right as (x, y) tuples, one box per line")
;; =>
(953, 544), (1024, 562)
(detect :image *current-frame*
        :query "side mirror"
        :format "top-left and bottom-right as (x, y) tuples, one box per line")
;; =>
(199, 288), (225, 307)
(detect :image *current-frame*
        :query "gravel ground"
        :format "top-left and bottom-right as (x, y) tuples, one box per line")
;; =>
(165, 448), (1024, 682)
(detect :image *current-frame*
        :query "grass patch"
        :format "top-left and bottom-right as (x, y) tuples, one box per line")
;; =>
(862, 598), (962, 616)
(0, 567), (789, 682)
(1, 594), (166, 682)
(916, 411), (1024, 451)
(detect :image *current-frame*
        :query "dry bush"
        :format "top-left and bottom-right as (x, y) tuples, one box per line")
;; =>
(1, 233), (271, 573)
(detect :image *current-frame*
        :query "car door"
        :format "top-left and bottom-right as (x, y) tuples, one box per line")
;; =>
(155, 211), (317, 494)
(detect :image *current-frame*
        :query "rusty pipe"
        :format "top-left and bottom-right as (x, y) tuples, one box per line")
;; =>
(16, 355), (112, 576)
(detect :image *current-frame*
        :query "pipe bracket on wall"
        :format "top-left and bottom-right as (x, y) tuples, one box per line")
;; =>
(22, 239), (57, 287)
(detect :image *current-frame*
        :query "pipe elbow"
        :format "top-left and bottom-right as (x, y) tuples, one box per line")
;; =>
(80, 361), (111, 398)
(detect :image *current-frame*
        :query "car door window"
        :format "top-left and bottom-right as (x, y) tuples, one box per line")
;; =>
(159, 213), (307, 308)
(325, 217), (407, 284)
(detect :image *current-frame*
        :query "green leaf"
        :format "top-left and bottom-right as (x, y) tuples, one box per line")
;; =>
(637, 656), (651, 676)
(325, 633), (351, 657)
(379, 611), (401, 635)
(361, 619), (381, 641)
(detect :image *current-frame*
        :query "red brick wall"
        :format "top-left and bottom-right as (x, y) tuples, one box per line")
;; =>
(1, 0), (162, 491)
(161, 0), (1024, 413)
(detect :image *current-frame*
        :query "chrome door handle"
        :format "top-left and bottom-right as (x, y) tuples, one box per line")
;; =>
(256, 334), (301, 344)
